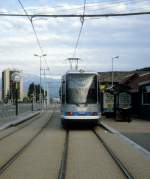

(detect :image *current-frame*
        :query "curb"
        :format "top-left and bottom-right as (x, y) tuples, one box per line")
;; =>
(100, 121), (150, 158)
(0, 111), (40, 131)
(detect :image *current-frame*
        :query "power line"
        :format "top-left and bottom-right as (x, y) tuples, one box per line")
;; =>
(17, 0), (50, 72)
(73, 0), (86, 58)
(2, 0), (142, 15)
(17, 0), (43, 53)
(1, 0), (149, 15)
(0, 11), (150, 18)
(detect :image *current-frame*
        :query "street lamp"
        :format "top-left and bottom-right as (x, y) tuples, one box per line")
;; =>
(112, 56), (119, 88)
(34, 54), (47, 105)
(11, 72), (22, 116)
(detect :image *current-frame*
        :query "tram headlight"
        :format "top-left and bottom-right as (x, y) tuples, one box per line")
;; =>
(67, 112), (73, 116)
(92, 112), (97, 116)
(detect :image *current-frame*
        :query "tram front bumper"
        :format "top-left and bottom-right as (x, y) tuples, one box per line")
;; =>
(63, 115), (100, 120)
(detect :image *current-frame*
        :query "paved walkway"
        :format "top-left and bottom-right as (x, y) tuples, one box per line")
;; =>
(101, 117), (150, 152)
(0, 111), (40, 130)
(102, 117), (150, 133)
(95, 127), (150, 179)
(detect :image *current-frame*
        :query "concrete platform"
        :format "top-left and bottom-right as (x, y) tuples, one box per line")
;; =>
(95, 125), (150, 179)
(0, 111), (40, 131)
(0, 113), (65, 179)
(0, 111), (51, 170)
(101, 117), (150, 152)
(102, 117), (150, 133)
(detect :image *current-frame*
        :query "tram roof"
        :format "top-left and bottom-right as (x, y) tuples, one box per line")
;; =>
(61, 71), (98, 80)
(65, 70), (98, 75)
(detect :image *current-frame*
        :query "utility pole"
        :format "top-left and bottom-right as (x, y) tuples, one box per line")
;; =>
(15, 82), (18, 115)
(112, 56), (119, 87)
(34, 53), (47, 107)
(41, 67), (49, 108)
(11, 72), (22, 116)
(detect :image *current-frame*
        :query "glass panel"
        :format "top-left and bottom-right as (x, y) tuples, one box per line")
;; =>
(66, 74), (97, 104)
(143, 85), (150, 104)
(143, 93), (150, 104)
(145, 85), (150, 93)
(62, 81), (66, 104)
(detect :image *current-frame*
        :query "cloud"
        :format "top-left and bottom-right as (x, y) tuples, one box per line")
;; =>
(0, 1), (150, 77)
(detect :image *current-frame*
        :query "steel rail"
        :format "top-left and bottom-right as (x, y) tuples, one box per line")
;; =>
(58, 130), (69, 179)
(0, 11), (150, 18)
(97, 123), (114, 133)
(93, 130), (134, 179)
(0, 113), (42, 141)
(0, 112), (54, 175)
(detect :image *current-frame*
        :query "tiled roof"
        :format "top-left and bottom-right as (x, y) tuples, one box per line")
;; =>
(98, 71), (132, 82)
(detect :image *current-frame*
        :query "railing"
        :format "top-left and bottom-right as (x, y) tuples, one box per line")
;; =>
(0, 102), (43, 125)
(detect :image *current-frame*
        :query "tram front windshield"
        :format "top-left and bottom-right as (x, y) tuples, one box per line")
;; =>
(66, 74), (97, 104)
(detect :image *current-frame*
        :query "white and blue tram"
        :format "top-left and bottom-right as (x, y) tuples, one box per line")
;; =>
(60, 71), (101, 125)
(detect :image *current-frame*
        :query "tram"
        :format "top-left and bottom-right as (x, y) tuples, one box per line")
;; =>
(60, 70), (101, 125)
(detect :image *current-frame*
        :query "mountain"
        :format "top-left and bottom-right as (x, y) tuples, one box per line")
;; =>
(0, 73), (61, 98)
(23, 73), (61, 98)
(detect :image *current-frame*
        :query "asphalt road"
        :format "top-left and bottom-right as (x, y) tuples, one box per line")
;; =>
(123, 133), (150, 152)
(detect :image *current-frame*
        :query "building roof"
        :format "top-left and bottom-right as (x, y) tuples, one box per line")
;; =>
(98, 71), (132, 83)
(120, 72), (150, 92)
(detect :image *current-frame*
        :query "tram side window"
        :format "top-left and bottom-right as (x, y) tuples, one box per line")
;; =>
(62, 81), (66, 104)
(142, 85), (150, 105)
(86, 76), (97, 103)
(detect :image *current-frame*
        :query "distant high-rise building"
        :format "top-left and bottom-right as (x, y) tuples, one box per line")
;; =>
(2, 69), (24, 102)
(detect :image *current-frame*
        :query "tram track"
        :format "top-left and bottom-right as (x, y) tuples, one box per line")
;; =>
(0, 108), (135, 179)
(0, 105), (57, 141)
(93, 129), (134, 179)
(59, 126), (134, 179)
(0, 111), (55, 176)
(58, 130), (69, 179)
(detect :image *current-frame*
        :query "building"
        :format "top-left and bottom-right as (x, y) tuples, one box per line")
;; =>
(2, 69), (24, 102)
(120, 72), (150, 119)
(99, 69), (150, 119)
(99, 71), (131, 116)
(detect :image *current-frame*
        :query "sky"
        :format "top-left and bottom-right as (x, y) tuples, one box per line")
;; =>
(0, 0), (150, 78)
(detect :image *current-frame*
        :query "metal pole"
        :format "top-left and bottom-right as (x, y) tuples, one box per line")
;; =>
(40, 56), (42, 104)
(111, 56), (119, 87)
(15, 83), (18, 116)
(69, 59), (72, 70)
(32, 94), (34, 111)
(46, 82), (49, 107)
(44, 69), (46, 108)
(112, 57), (114, 87)
(76, 58), (78, 70)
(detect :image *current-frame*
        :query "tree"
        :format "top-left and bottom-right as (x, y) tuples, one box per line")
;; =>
(27, 83), (45, 102)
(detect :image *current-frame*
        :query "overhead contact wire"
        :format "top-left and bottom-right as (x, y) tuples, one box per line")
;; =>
(17, 0), (50, 72)
(73, 0), (86, 58)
